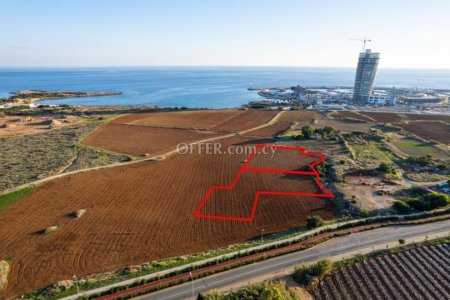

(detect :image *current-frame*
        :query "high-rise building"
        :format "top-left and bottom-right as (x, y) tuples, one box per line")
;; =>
(353, 49), (380, 103)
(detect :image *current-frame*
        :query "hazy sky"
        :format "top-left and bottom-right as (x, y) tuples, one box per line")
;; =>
(1, 0), (449, 68)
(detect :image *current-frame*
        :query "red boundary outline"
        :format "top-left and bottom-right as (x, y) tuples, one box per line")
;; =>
(194, 144), (335, 222)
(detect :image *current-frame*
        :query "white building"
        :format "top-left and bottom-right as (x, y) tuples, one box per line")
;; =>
(368, 93), (396, 105)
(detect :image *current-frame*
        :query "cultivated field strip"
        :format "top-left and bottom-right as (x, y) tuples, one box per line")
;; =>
(311, 244), (450, 300)
(278, 110), (321, 123)
(0, 135), (337, 297)
(128, 109), (279, 132)
(396, 121), (450, 144)
(82, 109), (282, 157)
(242, 120), (292, 137)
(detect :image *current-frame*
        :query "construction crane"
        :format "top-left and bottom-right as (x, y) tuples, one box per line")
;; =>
(349, 36), (372, 52)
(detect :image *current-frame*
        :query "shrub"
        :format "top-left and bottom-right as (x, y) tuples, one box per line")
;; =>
(377, 163), (396, 174)
(198, 281), (298, 300)
(408, 185), (428, 197)
(306, 216), (324, 229)
(300, 125), (315, 139)
(405, 155), (434, 166)
(293, 259), (333, 285)
(392, 200), (412, 214)
(423, 193), (450, 210)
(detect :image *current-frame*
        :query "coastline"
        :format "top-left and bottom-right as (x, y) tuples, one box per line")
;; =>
(1, 90), (122, 106)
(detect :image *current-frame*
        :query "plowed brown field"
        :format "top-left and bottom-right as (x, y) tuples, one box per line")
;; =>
(82, 110), (279, 157)
(129, 109), (278, 131)
(397, 121), (450, 144)
(246, 147), (317, 171)
(360, 112), (403, 123)
(405, 113), (450, 123)
(82, 123), (221, 157)
(199, 172), (325, 219)
(278, 110), (319, 123)
(331, 111), (373, 122)
(0, 136), (336, 298)
(244, 121), (292, 137)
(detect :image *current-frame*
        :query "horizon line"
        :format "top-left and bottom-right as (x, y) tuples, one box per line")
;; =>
(1, 65), (450, 70)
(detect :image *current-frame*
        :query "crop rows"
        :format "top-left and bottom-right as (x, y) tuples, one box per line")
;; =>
(311, 244), (450, 299)
(0, 135), (337, 297)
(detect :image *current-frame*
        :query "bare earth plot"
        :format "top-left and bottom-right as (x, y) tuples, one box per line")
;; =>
(331, 111), (374, 122)
(82, 123), (222, 157)
(405, 113), (450, 123)
(0, 135), (336, 298)
(243, 121), (292, 137)
(278, 111), (320, 123)
(359, 112), (403, 123)
(0, 115), (78, 138)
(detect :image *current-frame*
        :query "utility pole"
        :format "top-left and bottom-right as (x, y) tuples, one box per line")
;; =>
(261, 228), (265, 243)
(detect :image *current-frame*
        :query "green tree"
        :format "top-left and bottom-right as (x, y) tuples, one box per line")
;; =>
(306, 215), (324, 229)
(408, 185), (428, 197)
(300, 125), (315, 139)
(293, 259), (333, 285)
(311, 258), (333, 278)
(393, 200), (412, 214)
(423, 193), (450, 209)
(406, 155), (434, 166)
(320, 126), (337, 138)
(260, 286), (284, 300)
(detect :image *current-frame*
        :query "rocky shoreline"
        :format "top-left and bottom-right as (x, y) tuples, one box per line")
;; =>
(1, 90), (122, 105)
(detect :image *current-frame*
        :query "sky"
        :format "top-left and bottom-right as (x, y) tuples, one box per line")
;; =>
(1, 0), (450, 68)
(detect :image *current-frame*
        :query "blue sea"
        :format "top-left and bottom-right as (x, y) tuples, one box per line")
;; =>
(1, 67), (449, 108)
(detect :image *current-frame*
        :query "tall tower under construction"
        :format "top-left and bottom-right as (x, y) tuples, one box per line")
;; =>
(353, 49), (380, 103)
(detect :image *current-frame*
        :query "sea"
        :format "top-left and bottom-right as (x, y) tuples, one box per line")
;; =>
(1, 67), (449, 108)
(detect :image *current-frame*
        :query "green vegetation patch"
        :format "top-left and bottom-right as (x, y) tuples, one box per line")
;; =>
(404, 172), (447, 182)
(64, 146), (131, 173)
(294, 125), (339, 140)
(393, 185), (450, 213)
(293, 258), (333, 285)
(348, 141), (393, 168)
(0, 122), (100, 191)
(0, 185), (37, 212)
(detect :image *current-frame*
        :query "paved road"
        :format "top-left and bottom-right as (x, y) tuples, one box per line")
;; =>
(135, 219), (450, 300)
